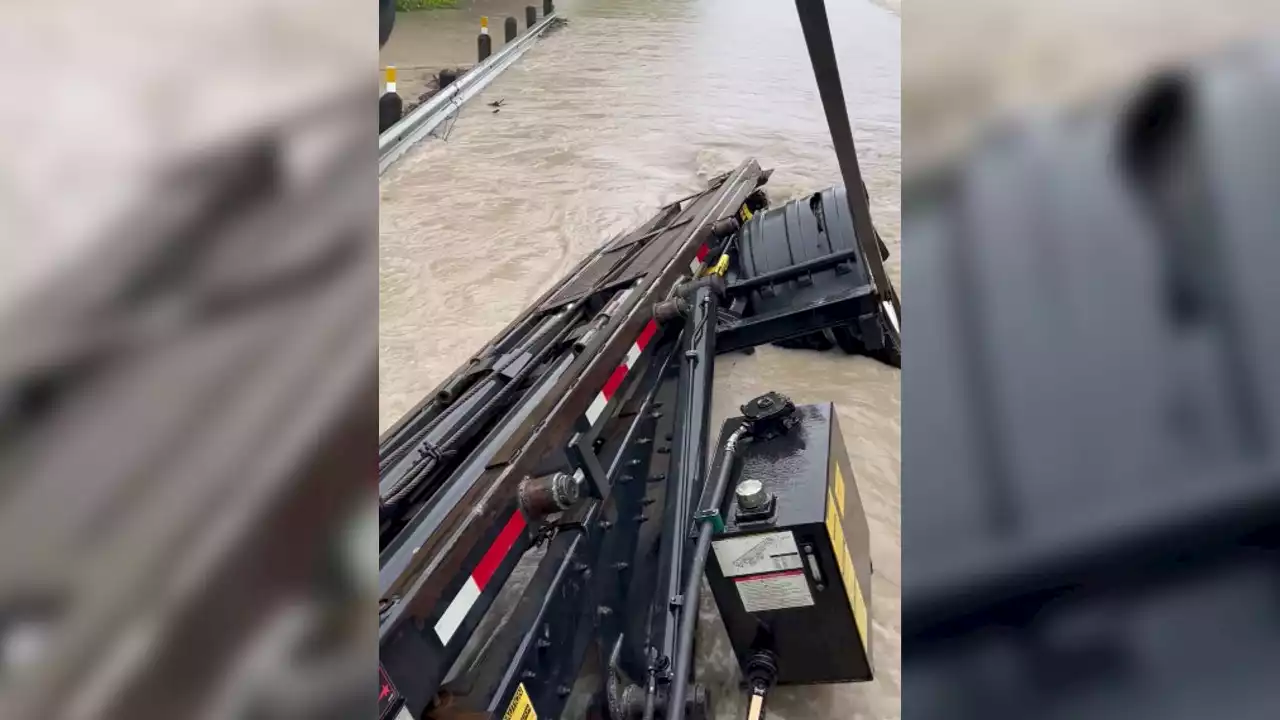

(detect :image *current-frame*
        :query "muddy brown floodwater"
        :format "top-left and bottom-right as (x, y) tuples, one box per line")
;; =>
(379, 0), (900, 718)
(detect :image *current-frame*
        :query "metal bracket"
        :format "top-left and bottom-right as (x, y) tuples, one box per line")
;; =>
(568, 431), (611, 500)
(532, 520), (587, 549)
(493, 349), (533, 379)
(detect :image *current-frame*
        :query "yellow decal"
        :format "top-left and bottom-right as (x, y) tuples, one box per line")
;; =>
(825, 477), (869, 653)
(832, 463), (847, 515)
(846, 545), (869, 652)
(825, 495), (842, 551)
(503, 683), (538, 720)
(739, 204), (754, 223)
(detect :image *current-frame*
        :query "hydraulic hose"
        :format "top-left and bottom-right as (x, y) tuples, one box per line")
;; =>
(667, 422), (749, 720)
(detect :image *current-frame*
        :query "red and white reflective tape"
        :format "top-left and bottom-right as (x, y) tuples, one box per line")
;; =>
(689, 243), (711, 275)
(582, 242), (710, 426)
(434, 510), (527, 643)
(584, 318), (660, 425)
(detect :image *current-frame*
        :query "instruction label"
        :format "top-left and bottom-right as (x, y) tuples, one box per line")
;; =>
(503, 683), (538, 720)
(712, 531), (803, 578)
(735, 569), (815, 612)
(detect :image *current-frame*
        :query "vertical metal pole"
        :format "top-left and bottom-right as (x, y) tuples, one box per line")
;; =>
(662, 286), (720, 720)
(526, 5), (538, 29)
(793, 0), (901, 332)
(505, 16), (518, 43)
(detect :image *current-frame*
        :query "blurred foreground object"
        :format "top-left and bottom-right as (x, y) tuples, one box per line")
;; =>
(0, 2), (377, 719)
(904, 42), (1280, 719)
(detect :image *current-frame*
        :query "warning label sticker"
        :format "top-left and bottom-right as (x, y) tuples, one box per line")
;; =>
(712, 531), (803, 578)
(503, 683), (538, 720)
(735, 569), (815, 612)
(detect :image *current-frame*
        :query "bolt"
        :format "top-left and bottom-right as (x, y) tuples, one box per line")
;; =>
(599, 520), (613, 530)
(619, 474), (633, 484)
(522, 669), (537, 680)
(536, 638), (552, 649)
(598, 606), (613, 617)
(758, 396), (774, 408)
(685, 350), (698, 359)
(636, 513), (648, 523)
(613, 562), (630, 570)
(557, 685), (572, 697)
(657, 446), (670, 455)
(573, 561), (588, 572)
(648, 473), (666, 483)
(637, 437), (653, 445)
(628, 458), (642, 466)
(650, 410), (664, 419)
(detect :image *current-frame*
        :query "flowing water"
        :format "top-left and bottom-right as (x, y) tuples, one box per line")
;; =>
(379, 1), (901, 717)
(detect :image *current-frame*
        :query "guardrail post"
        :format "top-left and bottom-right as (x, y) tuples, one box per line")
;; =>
(543, 0), (553, 17)
(379, 66), (403, 134)
(478, 17), (492, 62)
(505, 16), (518, 43)
(526, 5), (537, 29)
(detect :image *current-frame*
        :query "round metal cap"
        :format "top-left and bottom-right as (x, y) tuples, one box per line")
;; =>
(735, 479), (768, 510)
(553, 471), (582, 509)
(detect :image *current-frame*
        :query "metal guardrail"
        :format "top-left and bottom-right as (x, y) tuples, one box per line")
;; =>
(378, 12), (560, 175)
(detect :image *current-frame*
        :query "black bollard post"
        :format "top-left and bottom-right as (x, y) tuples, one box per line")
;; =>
(526, 5), (537, 29)
(478, 32), (492, 62)
(379, 66), (403, 134)
(504, 16), (517, 43)
(438, 68), (458, 89)
(379, 93), (403, 134)
(543, 0), (553, 17)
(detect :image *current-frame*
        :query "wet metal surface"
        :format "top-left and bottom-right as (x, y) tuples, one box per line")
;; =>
(379, 0), (900, 717)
